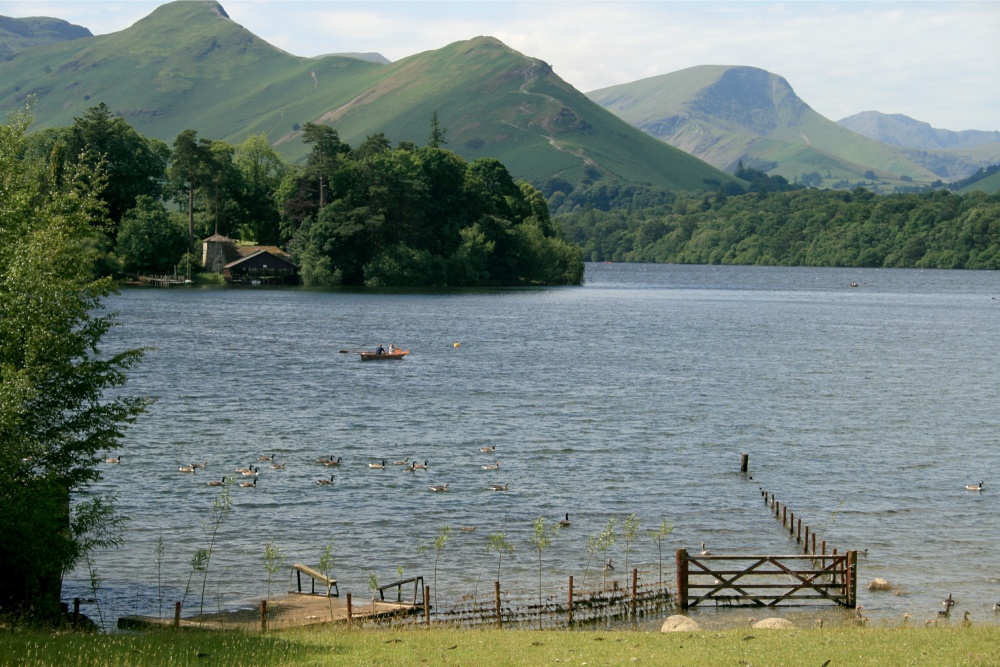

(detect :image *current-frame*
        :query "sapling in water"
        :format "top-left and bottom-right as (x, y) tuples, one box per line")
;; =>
(645, 518), (674, 589)
(621, 513), (640, 574)
(417, 526), (451, 618)
(529, 517), (559, 629)
(263, 542), (285, 609)
(317, 542), (335, 619)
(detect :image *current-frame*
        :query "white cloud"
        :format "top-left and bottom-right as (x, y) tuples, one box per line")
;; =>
(1, 0), (997, 130)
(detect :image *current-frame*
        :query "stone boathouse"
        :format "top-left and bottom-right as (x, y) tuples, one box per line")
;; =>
(202, 234), (299, 285)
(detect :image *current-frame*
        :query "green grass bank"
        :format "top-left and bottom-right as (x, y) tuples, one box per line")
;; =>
(2, 625), (999, 666)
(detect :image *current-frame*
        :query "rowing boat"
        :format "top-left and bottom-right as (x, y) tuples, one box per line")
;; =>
(360, 350), (410, 361)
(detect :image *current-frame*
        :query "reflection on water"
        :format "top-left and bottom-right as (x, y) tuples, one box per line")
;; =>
(68, 263), (1000, 629)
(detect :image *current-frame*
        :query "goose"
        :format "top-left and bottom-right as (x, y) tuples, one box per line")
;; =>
(993, 602), (1000, 613)
(241, 466), (260, 476)
(104, 455), (122, 464)
(479, 445), (496, 453)
(369, 460), (387, 469)
(488, 483), (509, 491)
(402, 463), (416, 472)
(458, 526), (477, 532)
(429, 484), (449, 492)
(270, 462), (286, 469)
(965, 481), (984, 491)
(323, 457), (342, 467)
(207, 478), (226, 487)
(316, 475), (335, 486)
(481, 462), (500, 470)
(558, 513), (571, 527)
(413, 460), (429, 470)
(316, 456), (334, 465)
(257, 454), (275, 462)
(700, 542), (712, 556)
(962, 610), (972, 627)
(191, 461), (208, 469)
(603, 558), (615, 573)
(178, 465), (197, 473)
(239, 478), (257, 488)
(393, 457), (410, 466)
(235, 466), (254, 474)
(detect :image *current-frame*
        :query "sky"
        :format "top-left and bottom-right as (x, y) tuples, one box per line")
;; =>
(2, 1), (998, 131)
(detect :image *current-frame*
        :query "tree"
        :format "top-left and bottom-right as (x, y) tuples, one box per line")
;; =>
(417, 526), (451, 618)
(64, 103), (170, 229)
(115, 195), (187, 274)
(0, 109), (152, 620)
(233, 134), (289, 244)
(168, 129), (212, 255)
(646, 519), (674, 589)
(428, 110), (447, 148)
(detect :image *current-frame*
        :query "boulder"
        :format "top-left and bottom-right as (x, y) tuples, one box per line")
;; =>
(660, 615), (701, 632)
(751, 617), (795, 629)
(867, 578), (893, 591)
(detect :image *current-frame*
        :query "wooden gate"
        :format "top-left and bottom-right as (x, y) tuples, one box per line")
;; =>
(675, 550), (857, 609)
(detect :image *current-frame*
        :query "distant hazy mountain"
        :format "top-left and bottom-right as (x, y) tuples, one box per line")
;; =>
(0, 0), (737, 195)
(589, 65), (1000, 189)
(313, 52), (390, 65)
(837, 111), (1000, 150)
(0, 15), (91, 58)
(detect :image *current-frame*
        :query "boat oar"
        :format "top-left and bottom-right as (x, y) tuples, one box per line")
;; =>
(339, 349), (363, 354)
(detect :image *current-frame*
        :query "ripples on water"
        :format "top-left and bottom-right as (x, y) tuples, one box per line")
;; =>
(68, 263), (1000, 629)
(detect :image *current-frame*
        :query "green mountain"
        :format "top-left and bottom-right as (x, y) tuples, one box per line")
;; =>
(0, 15), (91, 59)
(588, 65), (996, 191)
(0, 0), (737, 194)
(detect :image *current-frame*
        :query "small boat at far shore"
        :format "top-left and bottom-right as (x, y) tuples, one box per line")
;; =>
(360, 349), (410, 361)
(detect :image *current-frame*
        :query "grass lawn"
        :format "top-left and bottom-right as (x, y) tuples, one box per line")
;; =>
(2, 625), (999, 666)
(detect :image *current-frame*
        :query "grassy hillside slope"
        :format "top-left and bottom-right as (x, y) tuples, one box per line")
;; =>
(0, 0), (738, 193)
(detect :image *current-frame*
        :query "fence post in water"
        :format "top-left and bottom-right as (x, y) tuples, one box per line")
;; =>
(346, 593), (352, 625)
(811, 532), (817, 555)
(174, 601), (181, 629)
(567, 576), (574, 626)
(740, 453), (749, 473)
(797, 518), (802, 543)
(260, 600), (267, 633)
(495, 581), (502, 628)
(424, 585), (431, 626)
(675, 549), (689, 611)
(847, 550), (858, 608)
(631, 568), (638, 619)
(782, 505), (787, 528)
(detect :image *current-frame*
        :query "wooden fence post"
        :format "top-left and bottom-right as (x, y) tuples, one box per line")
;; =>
(847, 550), (858, 608)
(260, 600), (267, 633)
(495, 581), (502, 628)
(567, 576), (574, 626)
(174, 601), (181, 629)
(424, 585), (431, 625)
(740, 453), (749, 473)
(73, 597), (80, 630)
(346, 593), (352, 624)
(631, 568), (638, 619)
(675, 549), (689, 611)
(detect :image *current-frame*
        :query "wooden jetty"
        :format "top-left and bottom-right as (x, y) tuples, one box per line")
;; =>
(118, 565), (422, 631)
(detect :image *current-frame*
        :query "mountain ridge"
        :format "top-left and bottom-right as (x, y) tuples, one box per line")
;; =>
(837, 111), (1000, 150)
(0, 1), (738, 194)
(589, 65), (1000, 190)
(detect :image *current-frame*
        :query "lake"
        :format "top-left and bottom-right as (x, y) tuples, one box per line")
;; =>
(69, 262), (1000, 629)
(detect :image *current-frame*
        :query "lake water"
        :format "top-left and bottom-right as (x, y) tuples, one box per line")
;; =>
(69, 263), (1000, 629)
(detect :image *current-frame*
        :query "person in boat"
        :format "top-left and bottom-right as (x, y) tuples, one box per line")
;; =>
(388, 343), (396, 354)
(376, 344), (385, 355)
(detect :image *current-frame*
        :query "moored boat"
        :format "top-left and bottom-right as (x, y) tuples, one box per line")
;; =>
(360, 350), (409, 361)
